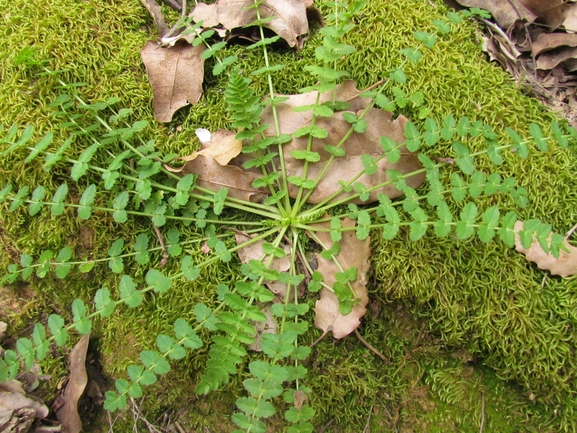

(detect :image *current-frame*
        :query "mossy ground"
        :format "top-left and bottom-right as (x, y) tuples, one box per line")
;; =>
(1, 0), (576, 431)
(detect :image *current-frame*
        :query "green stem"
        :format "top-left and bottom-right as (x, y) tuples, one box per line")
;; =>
(253, 2), (291, 213)
(291, 90), (323, 217)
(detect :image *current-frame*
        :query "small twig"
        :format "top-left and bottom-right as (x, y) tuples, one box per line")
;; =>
(139, 0), (168, 36)
(359, 79), (386, 95)
(310, 328), (331, 348)
(152, 223), (170, 267)
(479, 391), (485, 433)
(130, 398), (162, 433)
(354, 328), (390, 364)
(181, 0), (187, 19)
(363, 405), (373, 433)
(163, 0), (184, 12)
(541, 274), (548, 288)
(566, 223), (577, 240)
(175, 421), (187, 433)
(413, 321), (427, 349)
(434, 157), (455, 164)
(107, 411), (115, 433)
(318, 418), (335, 433)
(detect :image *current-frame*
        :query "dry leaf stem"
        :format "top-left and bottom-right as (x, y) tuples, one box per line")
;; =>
(354, 329), (390, 364)
(152, 223), (170, 266)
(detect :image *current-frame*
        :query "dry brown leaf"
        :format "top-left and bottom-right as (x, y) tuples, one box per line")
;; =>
(235, 232), (292, 299)
(181, 130), (243, 166)
(0, 391), (48, 433)
(140, 40), (205, 123)
(532, 32), (577, 57)
(536, 46), (577, 69)
(310, 218), (370, 339)
(562, 4), (577, 32)
(455, 0), (537, 29)
(191, 0), (320, 49)
(165, 132), (267, 202)
(482, 33), (521, 75)
(201, 241), (211, 254)
(170, 80), (423, 204)
(259, 81), (425, 204)
(55, 334), (90, 433)
(293, 390), (307, 409)
(514, 221), (577, 277)
(519, 0), (572, 30)
(0, 381), (26, 396)
(172, 158), (266, 202)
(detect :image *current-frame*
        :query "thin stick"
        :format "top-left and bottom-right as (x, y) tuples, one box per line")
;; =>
(310, 328), (331, 348)
(541, 274), (548, 288)
(566, 223), (577, 240)
(130, 398), (162, 433)
(363, 405), (373, 433)
(163, 0), (184, 12)
(181, 0), (187, 19)
(319, 418), (335, 433)
(479, 391), (485, 433)
(152, 224), (170, 267)
(354, 328), (390, 364)
(139, 0), (168, 36)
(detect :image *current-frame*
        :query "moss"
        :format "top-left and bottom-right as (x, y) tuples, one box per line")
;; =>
(1, 0), (577, 432)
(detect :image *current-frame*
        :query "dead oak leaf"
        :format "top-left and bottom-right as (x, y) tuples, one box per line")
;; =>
(309, 218), (370, 339)
(141, 40), (205, 123)
(287, 109), (424, 204)
(514, 221), (577, 277)
(55, 334), (90, 433)
(191, 0), (321, 49)
(185, 130), (243, 166)
(260, 81), (425, 204)
(532, 32), (577, 57)
(165, 131), (267, 202)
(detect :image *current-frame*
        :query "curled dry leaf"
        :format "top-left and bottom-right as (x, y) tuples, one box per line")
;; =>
(514, 221), (577, 277)
(165, 130), (267, 202)
(310, 218), (370, 339)
(536, 46), (577, 70)
(191, 0), (321, 49)
(55, 334), (90, 433)
(140, 40), (205, 123)
(532, 33), (577, 57)
(185, 129), (243, 166)
(455, 0), (536, 29)
(0, 391), (49, 433)
(260, 80), (425, 204)
(519, 0), (573, 30)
